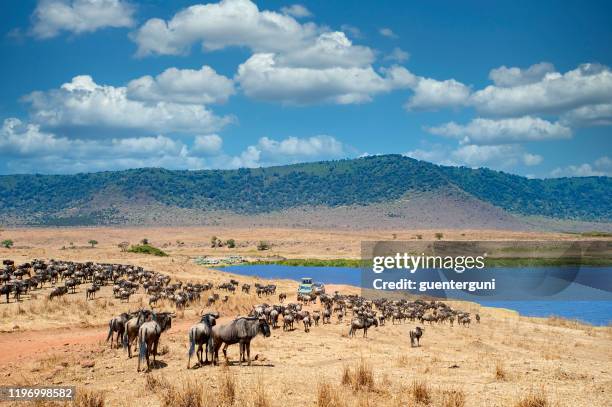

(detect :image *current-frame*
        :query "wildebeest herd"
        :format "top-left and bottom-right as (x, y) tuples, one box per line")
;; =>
(2, 258), (479, 373)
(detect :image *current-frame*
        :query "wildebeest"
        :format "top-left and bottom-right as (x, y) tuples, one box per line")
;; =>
(211, 317), (271, 366)
(86, 284), (99, 300)
(349, 316), (373, 338)
(409, 326), (424, 347)
(283, 313), (294, 331)
(1, 284), (12, 303)
(123, 309), (151, 358)
(475, 314), (480, 323)
(48, 286), (68, 300)
(137, 312), (173, 372)
(187, 312), (218, 369)
(106, 312), (130, 349)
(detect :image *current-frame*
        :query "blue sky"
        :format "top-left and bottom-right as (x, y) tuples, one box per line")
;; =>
(1, 0), (611, 177)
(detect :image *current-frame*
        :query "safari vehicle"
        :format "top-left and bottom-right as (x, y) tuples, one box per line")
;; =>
(298, 277), (313, 294)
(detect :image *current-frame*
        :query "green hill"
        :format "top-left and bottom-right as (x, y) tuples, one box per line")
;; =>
(0, 155), (610, 226)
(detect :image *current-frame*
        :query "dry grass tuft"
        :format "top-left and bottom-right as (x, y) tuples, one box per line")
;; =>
(218, 366), (237, 406)
(440, 389), (466, 407)
(514, 393), (549, 407)
(74, 388), (105, 407)
(495, 361), (507, 381)
(410, 380), (431, 405)
(317, 381), (346, 407)
(340, 359), (375, 391)
(251, 377), (271, 407)
(144, 374), (204, 407)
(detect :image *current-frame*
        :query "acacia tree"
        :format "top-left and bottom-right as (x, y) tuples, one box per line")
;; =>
(88, 239), (98, 248)
(435, 232), (444, 240)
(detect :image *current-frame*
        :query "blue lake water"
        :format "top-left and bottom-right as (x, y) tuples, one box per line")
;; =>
(220, 264), (612, 326)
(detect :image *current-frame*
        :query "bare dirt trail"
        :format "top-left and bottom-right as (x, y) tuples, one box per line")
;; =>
(0, 315), (246, 366)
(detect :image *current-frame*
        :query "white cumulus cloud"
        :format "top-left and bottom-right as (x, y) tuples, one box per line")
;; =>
(379, 27), (397, 38)
(426, 116), (572, 145)
(405, 77), (471, 110)
(471, 63), (612, 117)
(24, 75), (232, 135)
(192, 134), (223, 155)
(280, 4), (312, 18)
(131, 0), (318, 56)
(406, 143), (542, 170)
(31, 0), (135, 38)
(0, 118), (207, 173)
(127, 65), (235, 105)
(236, 54), (415, 104)
(229, 135), (348, 168)
(488, 62), (556, 87)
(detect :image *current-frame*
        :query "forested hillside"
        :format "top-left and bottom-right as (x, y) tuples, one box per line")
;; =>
(0, 155), (610, 225)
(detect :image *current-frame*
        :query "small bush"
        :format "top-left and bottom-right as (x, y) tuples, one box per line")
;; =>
(128, 244), (168, 257)
(257, 241), (271, 251)
(211, 236), (223, 248)
(1, 239), (13, 249)
(434, 232), (444, 240)
(226, 239), (236, 248)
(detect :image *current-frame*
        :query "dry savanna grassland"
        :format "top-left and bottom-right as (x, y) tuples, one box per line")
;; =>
(0, 227), (610, 407)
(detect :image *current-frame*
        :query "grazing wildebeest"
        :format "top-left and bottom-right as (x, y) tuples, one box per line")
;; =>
(1, 284), (12, 303)
(278, 293), (286, 303)
(283, 314), (294, 331)
(106, 312), (130, 349)
(123, 309), (151, 358)
(48, 286), (68, 300)
(475, 314), (480, 323)
(137, 312), (173, 372)
(312, 311), (321, 326)
(303, 315), (312, 333)
(409, 326), (424, 347)
(349, 317), (371, 338)
(211, 317), (271, 366)
(269, 309), (279, 329)
(86, 284), (99, 300)
(242, 284), (250, 294)
(187, 312), (218, 369)
(322, 307), (332, 324)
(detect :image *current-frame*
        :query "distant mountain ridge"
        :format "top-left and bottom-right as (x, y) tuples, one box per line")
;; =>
(0, 155), (610, 227)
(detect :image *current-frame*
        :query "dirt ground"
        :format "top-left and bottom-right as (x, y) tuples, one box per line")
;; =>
(0, 227), (611, 407)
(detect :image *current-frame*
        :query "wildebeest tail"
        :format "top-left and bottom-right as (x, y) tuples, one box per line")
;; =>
(188, 329), (195, 357)
(106, 320), (113, 342)
(122, 330), (128, 349)
(138, 332), (147, 362)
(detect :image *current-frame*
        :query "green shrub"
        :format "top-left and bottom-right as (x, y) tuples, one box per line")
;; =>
(128, 244), (168, 257)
